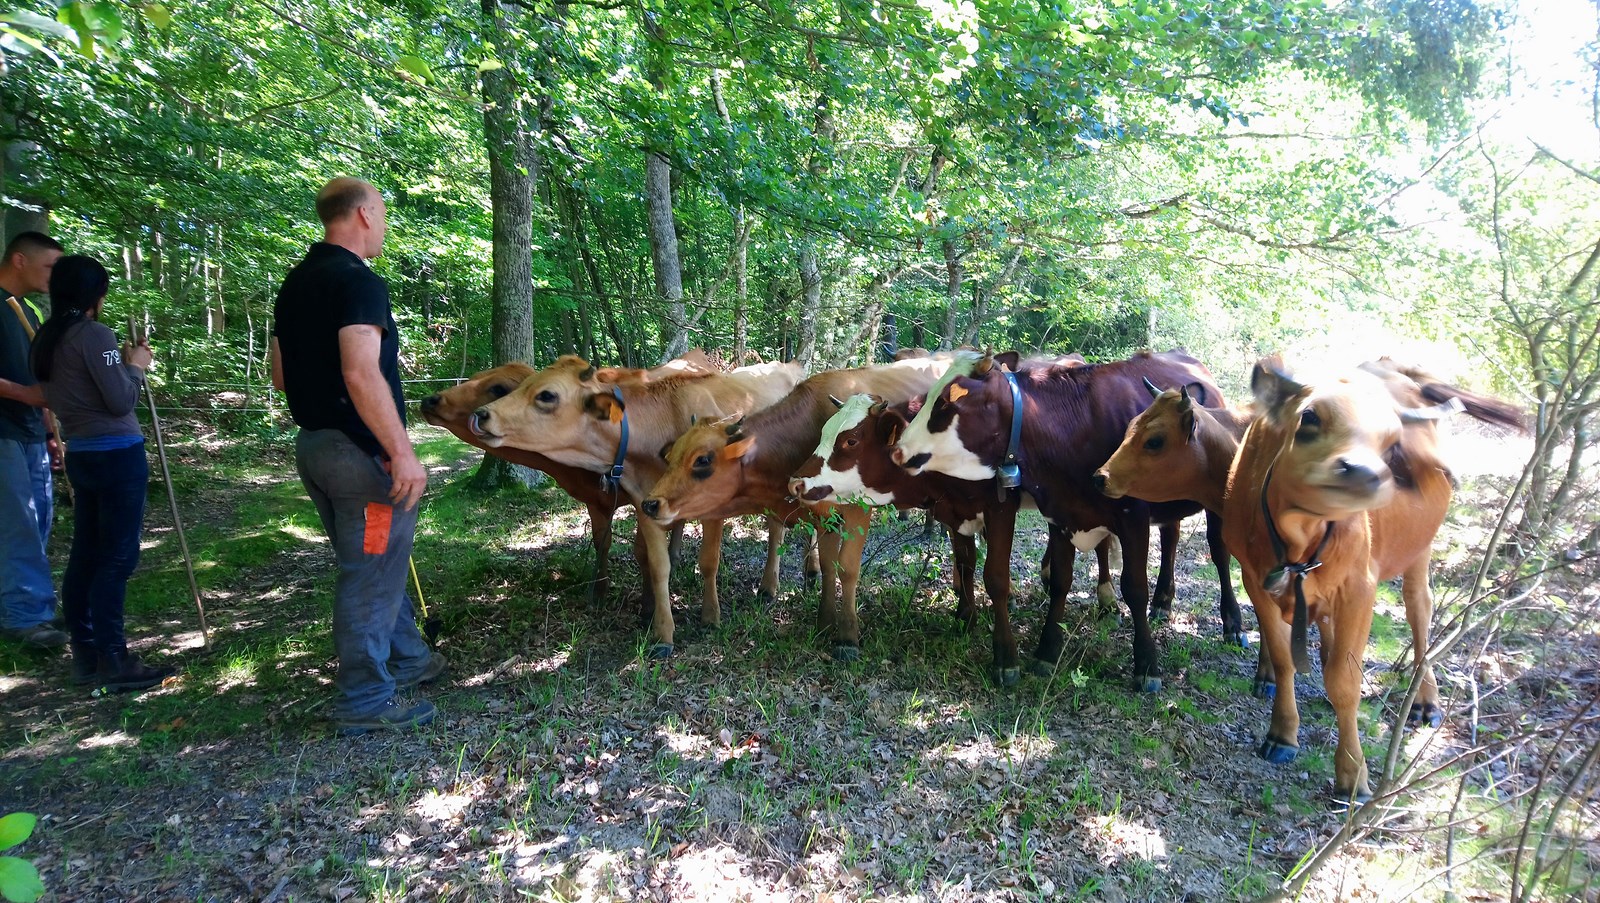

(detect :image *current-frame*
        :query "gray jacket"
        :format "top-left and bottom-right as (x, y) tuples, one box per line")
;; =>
(38, 320), (144, 440)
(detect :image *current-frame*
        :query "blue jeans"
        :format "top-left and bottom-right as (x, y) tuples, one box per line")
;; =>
(0, 438), (57, 631)
(62, 443), (148, 656)
(294, 429), (431, 719)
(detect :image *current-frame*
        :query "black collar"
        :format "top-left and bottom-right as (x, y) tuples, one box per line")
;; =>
(997, 369), (1023, 499)
(1260, 466), (1334, 674)
(602, 385), (628, 495)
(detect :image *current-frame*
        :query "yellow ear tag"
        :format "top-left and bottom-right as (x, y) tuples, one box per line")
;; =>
(608, 404), (624, 425)
(948, 385), (969, 403)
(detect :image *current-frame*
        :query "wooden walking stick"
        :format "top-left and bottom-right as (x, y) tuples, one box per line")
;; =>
(130, 315), (211, 649)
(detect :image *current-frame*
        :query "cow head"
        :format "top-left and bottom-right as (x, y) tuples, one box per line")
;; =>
(420, 362), (536, 435)
(1094, 381), (1205, 501)
(789, 394), (899, 505)
(640, 414), (754, 526)
(469, 355), (609, 450)
(1250, 356), (1404, 521)
(892, 350), (1019, 479)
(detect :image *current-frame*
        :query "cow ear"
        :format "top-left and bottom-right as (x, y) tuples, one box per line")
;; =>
(659, 441), (675, 462)
(724, 415), (746, 439)
(995, 351), (1022, 372)
(879, 409), (907, 445)
(722, 435), (757, 461)
(1182, 381), (1209, 407)
(1251, 355), (1306, 423)
(586, 391), (625, 424)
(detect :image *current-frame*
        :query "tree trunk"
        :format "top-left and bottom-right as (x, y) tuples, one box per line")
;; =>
(938, 237), (963, 350)
(472, 0), (543, 492)
(960, 245), (1024, 347)
(794, 93), (835, 371)
(646, 150), (687, 362)
(1, 135), (49, 243)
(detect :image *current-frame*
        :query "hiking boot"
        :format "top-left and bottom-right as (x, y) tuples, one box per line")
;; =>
(7, 623), (69, 649)
(333, 699), (437, 737)
(70, 643), (99, 686)
(95, 651), (177, 693)
(395, 653), (447, 690)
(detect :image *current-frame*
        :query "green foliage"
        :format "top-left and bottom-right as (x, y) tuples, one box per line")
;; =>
(0, 812), (43, 903)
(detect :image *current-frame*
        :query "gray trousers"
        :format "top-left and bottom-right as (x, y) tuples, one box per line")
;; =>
(294, 429), (431, 718)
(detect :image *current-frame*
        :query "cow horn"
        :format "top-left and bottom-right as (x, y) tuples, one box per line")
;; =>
(690, 414), (697, 426)
(1399, 396), (1465, 423)
(579, 365), (597, 381)
(828, 394), (846, 409)
(725, 416), (746, 437)
(1142, 377), (1162, 399)
(1177, 384), (1193, 412)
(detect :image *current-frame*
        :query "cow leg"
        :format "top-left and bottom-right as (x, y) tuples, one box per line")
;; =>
(803, 530), (822, 591)
(1401, 555), (1442, 728)
(1324, 593), (1376, 804)
(1118, 517), (1161, 692)
(759, 516), (784, 604)
(814, 525), (844, 635)
(1253, 590), (1301, 766)
(1149, 521), (1179, 623)
(585, 502), (616, 604)
(1030, 526), (1078, 676)
(639, 518), (676, 657)
(829, 507), (872, 660)
(632, 520), (654, 624)
(668, 523), (686, 567)
(1093, 538), (1116, 619)
(1206, 510), (1247, 647)
(949, 527), (979, 632)
(697, 518), (726, 626)
(981, 505), (1021, 687)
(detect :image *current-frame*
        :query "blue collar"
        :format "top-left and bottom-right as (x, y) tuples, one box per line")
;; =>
(603, 386), (629, 494)
(997, 369), (1023, 498)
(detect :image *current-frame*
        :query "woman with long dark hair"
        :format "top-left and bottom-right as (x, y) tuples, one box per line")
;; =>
(30, 255), (174, 692)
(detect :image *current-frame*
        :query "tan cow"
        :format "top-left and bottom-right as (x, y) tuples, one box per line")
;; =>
(420, 356), (711, 606)
(468, 355), (804, 655)
(1224, 356), (1522, 802)
(639, 358), (950, 655)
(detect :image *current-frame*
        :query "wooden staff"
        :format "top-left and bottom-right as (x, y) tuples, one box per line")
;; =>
(130, 314), (211, 649)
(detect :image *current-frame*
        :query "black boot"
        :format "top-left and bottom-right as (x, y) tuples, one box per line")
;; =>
(96, 651), (176, 693)
(70, 643), (99, 686)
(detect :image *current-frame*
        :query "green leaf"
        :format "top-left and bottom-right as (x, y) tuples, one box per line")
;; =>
(0, 856), (44, 903)
(56, 2), (95, 57)
(142, 3), (171, 29)
(86, 2), (125, 42)
(0, 814), (34, 852)
(0, 10), (73, 39)
(397, 54), (432, 82)
(475, 58), (503, 73)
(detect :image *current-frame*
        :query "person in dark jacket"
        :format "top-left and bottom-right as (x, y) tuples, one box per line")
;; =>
(31, 256), (174, 692)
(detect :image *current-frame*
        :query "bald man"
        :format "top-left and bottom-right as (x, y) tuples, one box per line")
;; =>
(271, 178), (440, 736)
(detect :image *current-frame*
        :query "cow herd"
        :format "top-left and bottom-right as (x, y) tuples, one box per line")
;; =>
(421, 347), (1524, 803)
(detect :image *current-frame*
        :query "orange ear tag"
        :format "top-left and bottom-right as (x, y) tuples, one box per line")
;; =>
(948, 385), (969, 403)
(608, 404), (624, 425)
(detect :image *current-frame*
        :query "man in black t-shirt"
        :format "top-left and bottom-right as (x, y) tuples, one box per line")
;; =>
(271, 178), (442, 736)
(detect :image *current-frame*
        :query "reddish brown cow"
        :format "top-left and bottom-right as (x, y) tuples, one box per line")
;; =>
(639, 359), (950, 654)
(788, 395), (1120, 649)
(1225, 357), (1522, 802)
(421, 361), (697, 605)
(467, 356), (804, 655)
(891, 350), (1240, 686)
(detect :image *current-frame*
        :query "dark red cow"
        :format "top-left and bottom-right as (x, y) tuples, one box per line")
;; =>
(892, 350), (1241, 687)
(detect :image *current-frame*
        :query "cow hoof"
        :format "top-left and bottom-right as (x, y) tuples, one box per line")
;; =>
(1253, 678), (1276, 700)
(1133, 675), (1162, 694)
(1258, 736), (1299, 764)
(804, 571), (822, 591)
(1026, 658), (1056, 678)
(756, 589), (775, 605)
(648, 643), (674, 660)
(1408, 702), (1443, 729)
(1331, 788), (1373, 810)
(994, 666), (1022, 688)
(831, 644), (860, 663)
(1227, 631), (1250, 649)
(1150, 606), (1171, 625)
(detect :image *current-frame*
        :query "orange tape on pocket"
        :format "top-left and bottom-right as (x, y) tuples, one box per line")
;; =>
(363, 502), (393, 555)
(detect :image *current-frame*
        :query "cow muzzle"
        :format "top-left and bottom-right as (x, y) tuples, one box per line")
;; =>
(1334, 457), (1386, 497)
(800, 482), (833, 503)
(1092, 469), (1122, 498)
(469, 409), (500, 442)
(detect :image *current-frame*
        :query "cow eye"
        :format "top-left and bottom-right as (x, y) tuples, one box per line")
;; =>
(1296, 408), (1320, 440)
(843, 436), (858, 449)
(488, 384), (510, 399)
(694, 454), (714, 469)
(1143, 435), (1165, 452)
(536, 390), (557, 404)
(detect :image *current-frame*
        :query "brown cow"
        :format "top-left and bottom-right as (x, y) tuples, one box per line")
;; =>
(467, 356), (805, 655)
(1225, 356), (1522, 802)
(638, 359), (950, 654)
(890, 350), (1240, 686)
(787, 394), (1120, 650)
(420, 360), (701, 605)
